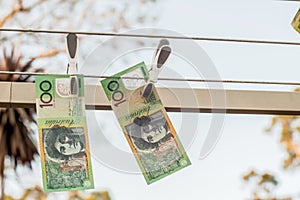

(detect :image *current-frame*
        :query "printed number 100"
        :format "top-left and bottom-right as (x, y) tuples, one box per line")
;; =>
(39, 80), (53, 108)
(107, 80), (126, 107)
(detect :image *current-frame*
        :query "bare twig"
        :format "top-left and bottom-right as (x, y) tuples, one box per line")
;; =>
(0, 6), (22, 27)
(0, 0), (47, 27)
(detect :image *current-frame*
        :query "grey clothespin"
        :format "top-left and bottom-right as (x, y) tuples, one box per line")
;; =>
(142, 39), (171, 99)
(66, 33), (79, 96)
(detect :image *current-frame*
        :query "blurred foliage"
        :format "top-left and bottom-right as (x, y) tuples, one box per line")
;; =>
(0, 46), (63, 199)
(68, 190), (110, 200)
(1, 185), (110, 200)
(0, 49), (40, 199)
(243, 106), (300, 199)
(0, 0), (159, 199)
(0, 0), (159, 72)
(265, 115), (300, 169)
(242, 170), (289, 200)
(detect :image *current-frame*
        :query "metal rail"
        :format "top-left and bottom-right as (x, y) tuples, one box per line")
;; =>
(1, 82), (300, 115)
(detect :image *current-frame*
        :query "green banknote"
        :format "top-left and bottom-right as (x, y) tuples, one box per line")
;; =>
(35, 74), (94, 192)
(101, 62), (191, 184)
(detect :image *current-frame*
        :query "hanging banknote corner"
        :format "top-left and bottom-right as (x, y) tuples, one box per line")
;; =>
(101, 62), (191, 184)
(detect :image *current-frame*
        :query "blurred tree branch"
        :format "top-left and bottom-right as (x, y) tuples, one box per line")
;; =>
(265, 115), (300, 169)
(243, 170), (292, 200)
(1, 185), (110, 200)
(243, 90), (300, 199)
(0, 0), (159, 73)
(0, 0), (46, 28)
(0, 0), (159, 198)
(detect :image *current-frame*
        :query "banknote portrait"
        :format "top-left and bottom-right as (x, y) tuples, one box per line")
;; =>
(43, 125), (87, 171)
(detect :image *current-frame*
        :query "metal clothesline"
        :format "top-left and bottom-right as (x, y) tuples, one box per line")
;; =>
(1, 28), (300, 115)
(1, 28), (300, 46)
(1, 71), (300, 86)
(1, 28), (300, 87)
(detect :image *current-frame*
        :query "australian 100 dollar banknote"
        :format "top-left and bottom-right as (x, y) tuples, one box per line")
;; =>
(101, 62), (191, 184)
(35, 74), (94, 192)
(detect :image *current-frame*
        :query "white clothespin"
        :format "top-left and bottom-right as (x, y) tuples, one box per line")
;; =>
(66, 33), (79, 96)
(142, 39), (171, 99)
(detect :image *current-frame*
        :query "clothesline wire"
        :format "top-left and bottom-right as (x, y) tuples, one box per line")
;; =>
(1, 28), (300, 86)
(1, 28), (300, 46)
(2, 70), (300, 86)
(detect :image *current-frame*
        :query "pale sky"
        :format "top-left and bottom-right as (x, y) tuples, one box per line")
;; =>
(93, 1), (300, 199)
(5, 0), (300, 199)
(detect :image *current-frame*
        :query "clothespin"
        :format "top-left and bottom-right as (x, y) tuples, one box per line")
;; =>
(142, 39), (171, 99)
(66, 33), (79, 96)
